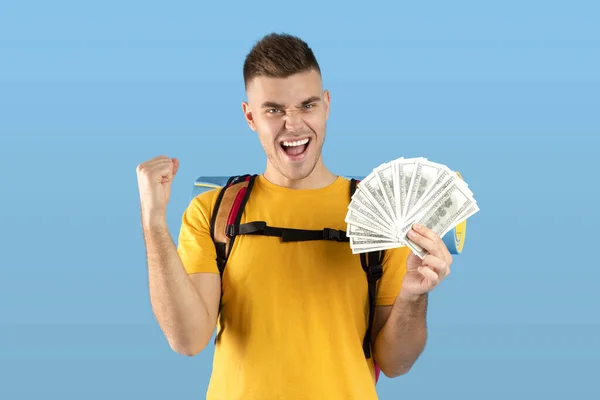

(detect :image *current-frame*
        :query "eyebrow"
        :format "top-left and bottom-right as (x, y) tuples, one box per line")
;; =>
(261, 96), (321, 109)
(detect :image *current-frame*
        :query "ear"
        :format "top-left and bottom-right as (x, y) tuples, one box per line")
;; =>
(241, 101), (257, 131)
(323, 89), (331, 120)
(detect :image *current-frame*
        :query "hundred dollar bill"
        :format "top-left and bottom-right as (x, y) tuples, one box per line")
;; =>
(345, 209), (396, 237)
(406, 167), (454, 218)
(350, 236), (400, 248)
(440, 202), (480, 238)
(347, 223), (398, 241)
(400, 181), (476, 258)
(373, 162), (397, 220)
(402, 171), (462, 224)
(350, 241), (406, 254)
(392, 159), (411, 223)
(349, 188), (395, 231)
(398, 158), (423, 219)
(348, 187), (393, 229)
(359, 170), (395, 225)
(405, 160), (447, 216)
(390, 157), (403, 218)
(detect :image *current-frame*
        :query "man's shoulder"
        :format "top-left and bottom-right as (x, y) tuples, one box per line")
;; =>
(186, 173), (255, 219)
(187, 186), (222, 220)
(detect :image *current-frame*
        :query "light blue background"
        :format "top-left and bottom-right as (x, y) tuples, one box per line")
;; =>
(1, 0), (599, 398)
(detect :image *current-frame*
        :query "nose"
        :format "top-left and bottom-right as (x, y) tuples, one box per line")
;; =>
(283, 112), (305, 133)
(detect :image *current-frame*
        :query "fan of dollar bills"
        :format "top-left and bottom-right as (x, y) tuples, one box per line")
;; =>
(345, 157), (479, 258)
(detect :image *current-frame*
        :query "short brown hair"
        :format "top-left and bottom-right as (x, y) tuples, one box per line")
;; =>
(243, 33), (321, 89)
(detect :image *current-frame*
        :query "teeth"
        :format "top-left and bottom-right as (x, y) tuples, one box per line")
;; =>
(282, 138), (309, 147)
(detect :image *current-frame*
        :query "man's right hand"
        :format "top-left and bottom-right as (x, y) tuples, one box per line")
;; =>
(136, 155), (180, 223)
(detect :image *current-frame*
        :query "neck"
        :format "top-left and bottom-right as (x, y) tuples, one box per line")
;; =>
(263, 158), (337, 190)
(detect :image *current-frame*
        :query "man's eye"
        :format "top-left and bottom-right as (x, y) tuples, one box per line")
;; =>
(304, 104), (314, 109)
(268, 109), (280, 113)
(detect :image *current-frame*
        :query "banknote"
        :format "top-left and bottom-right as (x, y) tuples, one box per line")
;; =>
(373, 162), (397, 220)
(348, 188), (396, 232)
(440, 202), (479, 238)
(346, 222), (398, 241)
(358, 169), (396, 225)
(345, 209), (396, 238)
(346, 156), (479, 257)
(350, 236), (400, 247)
(404, 159), (447, 217)
(398, 173), (472, 234)
(392, 158), (418, 223)
(398, 180), (475, 258)
(351, 243), (403, 254)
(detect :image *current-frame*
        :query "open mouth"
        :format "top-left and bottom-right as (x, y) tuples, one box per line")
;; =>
(280, 137), (310, 160)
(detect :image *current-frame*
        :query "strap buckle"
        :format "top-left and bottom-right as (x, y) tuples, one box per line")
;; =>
(323, 228), (342, 241)
(227, 221), (267, 238)
(225, 224), (236, 238)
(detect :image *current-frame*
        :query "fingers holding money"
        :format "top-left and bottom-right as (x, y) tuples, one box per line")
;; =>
(408, 223), (452, 263)
(408, 224), (452, 285)
(419, 254), (451, 283)
(407, 224), (436, 251)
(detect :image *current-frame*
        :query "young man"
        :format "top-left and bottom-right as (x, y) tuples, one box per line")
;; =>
(136, 33), (453, 399)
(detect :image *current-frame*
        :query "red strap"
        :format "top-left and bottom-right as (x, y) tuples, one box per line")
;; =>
(225, 175), (252, 237)
(227, 187), (247, 229)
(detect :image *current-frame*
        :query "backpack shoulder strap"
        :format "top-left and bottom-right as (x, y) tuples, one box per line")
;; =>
(210, 174), (257, 275)
(350, 178), (385, 361)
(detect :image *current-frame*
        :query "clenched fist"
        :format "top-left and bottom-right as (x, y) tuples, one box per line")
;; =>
(136, 155), (180, 222)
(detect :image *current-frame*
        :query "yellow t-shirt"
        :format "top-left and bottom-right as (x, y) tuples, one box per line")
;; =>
(177, 174), (410, 400)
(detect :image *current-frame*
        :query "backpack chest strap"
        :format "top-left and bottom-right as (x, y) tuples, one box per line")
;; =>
(227, 221), (349, 242)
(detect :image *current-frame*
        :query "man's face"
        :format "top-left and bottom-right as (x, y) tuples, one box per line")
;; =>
(242, 69), (330, 182)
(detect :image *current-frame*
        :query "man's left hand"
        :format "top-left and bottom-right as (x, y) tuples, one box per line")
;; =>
(400, 223), (453, 301)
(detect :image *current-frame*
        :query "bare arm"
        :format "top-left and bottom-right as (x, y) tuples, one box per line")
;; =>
(371, 293), (428, 377)
(143, 216), (221, 356)
(370, 223), (454, 377)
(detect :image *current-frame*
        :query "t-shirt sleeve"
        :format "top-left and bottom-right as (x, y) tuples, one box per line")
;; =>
(176, 190), (221, 275)
(375, 246), (411, 306)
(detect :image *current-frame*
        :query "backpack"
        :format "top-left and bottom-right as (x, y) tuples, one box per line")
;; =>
(207, 173), (385, 382)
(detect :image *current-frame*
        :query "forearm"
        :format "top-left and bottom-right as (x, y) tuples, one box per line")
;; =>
(373, 292), (428, 377)
(142, 216), (213, 355)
